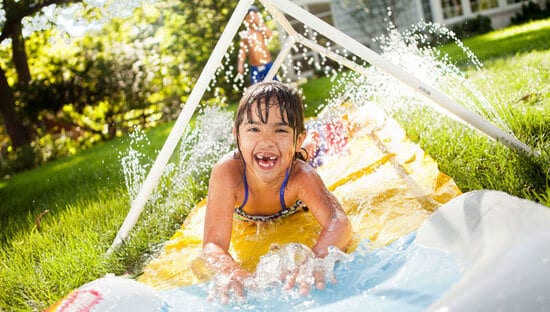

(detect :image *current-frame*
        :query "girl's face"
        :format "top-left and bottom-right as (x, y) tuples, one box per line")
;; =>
(236, 101), (304, 182)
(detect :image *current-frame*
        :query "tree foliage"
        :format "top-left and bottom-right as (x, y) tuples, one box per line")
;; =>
(0, 0), (239, 174)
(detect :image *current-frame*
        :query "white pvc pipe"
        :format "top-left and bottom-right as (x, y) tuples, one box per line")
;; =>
(295, 34), (370, 76)
(265, 36), (295, 81)
(266, 0), (534, 156)
(263, 0), (296, 36)
(108, 0), (254, 254)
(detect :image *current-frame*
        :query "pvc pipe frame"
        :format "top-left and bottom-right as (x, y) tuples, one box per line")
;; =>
(109, 0), (535, 252)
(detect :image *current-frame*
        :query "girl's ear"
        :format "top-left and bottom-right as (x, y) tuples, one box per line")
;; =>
(295, 132), (308, 161)
(232, 127), (237, 141)
(296, 132), (306, 150)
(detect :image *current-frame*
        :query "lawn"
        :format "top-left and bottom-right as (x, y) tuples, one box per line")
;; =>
(1, 19), (549, 310)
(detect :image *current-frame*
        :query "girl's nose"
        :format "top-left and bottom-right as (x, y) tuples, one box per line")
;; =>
(258, 132), (275, 146)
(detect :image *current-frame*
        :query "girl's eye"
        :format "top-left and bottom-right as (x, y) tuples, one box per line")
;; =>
(247, 127), (260, 132)
(275, 128), (290, 133)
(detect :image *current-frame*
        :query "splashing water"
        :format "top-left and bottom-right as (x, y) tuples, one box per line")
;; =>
(199, 243), (354, 308)
(312, 22), (513, 141)
(250, 244), (353, 292)
(120, 129), (151, 201)
(120, 106), (233, 227)
(156, 234), (461, 311)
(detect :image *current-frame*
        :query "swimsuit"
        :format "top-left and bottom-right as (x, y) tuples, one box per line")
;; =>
(250, 61), (278, 84)
(234, 167), (307, 222)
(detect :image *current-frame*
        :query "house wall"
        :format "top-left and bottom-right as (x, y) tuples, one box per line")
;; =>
(291, 0), (546, 40)
(297, 0), (424, 48)
(278, 0), (545, 79)
(429, 0), (547, 29)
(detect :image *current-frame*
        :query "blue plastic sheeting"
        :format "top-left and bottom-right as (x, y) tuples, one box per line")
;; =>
(158, 233), (462, 311)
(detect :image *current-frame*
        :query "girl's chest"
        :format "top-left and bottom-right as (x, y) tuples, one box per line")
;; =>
(238, 188), (298, 216)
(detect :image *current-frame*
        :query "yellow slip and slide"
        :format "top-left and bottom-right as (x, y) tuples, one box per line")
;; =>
(138, 103), (461, 289)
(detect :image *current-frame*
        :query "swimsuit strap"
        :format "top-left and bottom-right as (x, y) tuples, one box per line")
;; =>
(279, 168), (290, 211)
(237, 165), (249, 210)
(238, 166), (290, 211)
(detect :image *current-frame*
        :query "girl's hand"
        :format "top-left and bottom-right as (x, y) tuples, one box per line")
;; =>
(262, 243), (350, 296)
(208, 267), (252, 304)
(300, 130), (319, 161)
(201, 243), (253, 304)
(282, 257), (335, 296)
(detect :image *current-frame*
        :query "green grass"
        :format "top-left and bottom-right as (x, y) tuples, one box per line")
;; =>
(300, 73), (346, 117)
(439, 19), (550, 66)
(0, 123), (174, 310)
(414, 21), (550, 201)
(1, 18), (550, 310)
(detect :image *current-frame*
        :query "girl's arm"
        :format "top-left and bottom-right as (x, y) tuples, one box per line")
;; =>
(202, 158), (251, 303)
(202, 159), (241, 273)
(296, 164), (352, 257)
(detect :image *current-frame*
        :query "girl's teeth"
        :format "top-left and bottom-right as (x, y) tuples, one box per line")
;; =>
(256, 154), (277, 168)
(257, 155), (276, 160)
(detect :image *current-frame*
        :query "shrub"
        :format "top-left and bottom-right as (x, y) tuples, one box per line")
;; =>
(451, 15), (494, 39)
(510, 0), (550, 25)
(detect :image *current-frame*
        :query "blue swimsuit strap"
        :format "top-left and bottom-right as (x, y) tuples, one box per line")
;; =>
(238, 166), (249, 210)
(237, 165), (290, 211)
(279, 168), (290, 211)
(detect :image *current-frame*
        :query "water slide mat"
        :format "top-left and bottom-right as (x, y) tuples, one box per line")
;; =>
(47, 103), (550, 311)
(137, 103), (462, 289)
(47, 190), (550, 311)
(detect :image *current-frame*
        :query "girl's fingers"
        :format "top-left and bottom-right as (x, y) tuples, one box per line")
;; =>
(233, 280), (246, 299)
(313, 268), (326, 290)
(220, 283), (230, 305)
(283, 269), (299, 290)
(298, 279), (311, 296)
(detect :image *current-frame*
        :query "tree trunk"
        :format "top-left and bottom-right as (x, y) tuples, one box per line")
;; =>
(11, 23), (31, 86)
(0, 66), (31, 148)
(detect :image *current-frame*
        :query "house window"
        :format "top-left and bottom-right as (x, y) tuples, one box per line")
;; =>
(441, 0), (463, 18)
(470, 0), (499, 12)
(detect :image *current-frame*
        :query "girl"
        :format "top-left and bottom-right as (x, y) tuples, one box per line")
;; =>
(202, 81), (352, 302)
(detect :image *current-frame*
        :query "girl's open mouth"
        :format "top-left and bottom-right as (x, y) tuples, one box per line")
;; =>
(255, 153), (278, 169)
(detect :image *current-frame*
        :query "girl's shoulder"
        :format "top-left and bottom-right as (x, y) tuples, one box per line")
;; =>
(215, 150), (242, 166)
(293, 158), (317, 172)
(289, 159), (322, 185)
(287, 160), (327, 203)
(211, 151), (244, 185)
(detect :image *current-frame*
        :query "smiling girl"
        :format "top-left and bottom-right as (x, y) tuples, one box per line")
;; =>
(202, 81), (352, 302)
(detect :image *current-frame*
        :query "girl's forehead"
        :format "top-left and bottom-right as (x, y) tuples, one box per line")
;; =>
(247, 103), (286, 120)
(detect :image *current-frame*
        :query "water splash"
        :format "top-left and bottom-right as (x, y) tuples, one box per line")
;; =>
(157, 234), (462, 311)
(199, 243), (354, 308)
(18, 0), (152, 40)
(120, 106), (233, 226)
(255, 18), (518, 150)
(250, 243), (353, 292)
(120, 129), (151, 201)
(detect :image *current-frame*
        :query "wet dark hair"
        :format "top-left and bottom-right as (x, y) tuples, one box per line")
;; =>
(235, 81), (307, 160)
